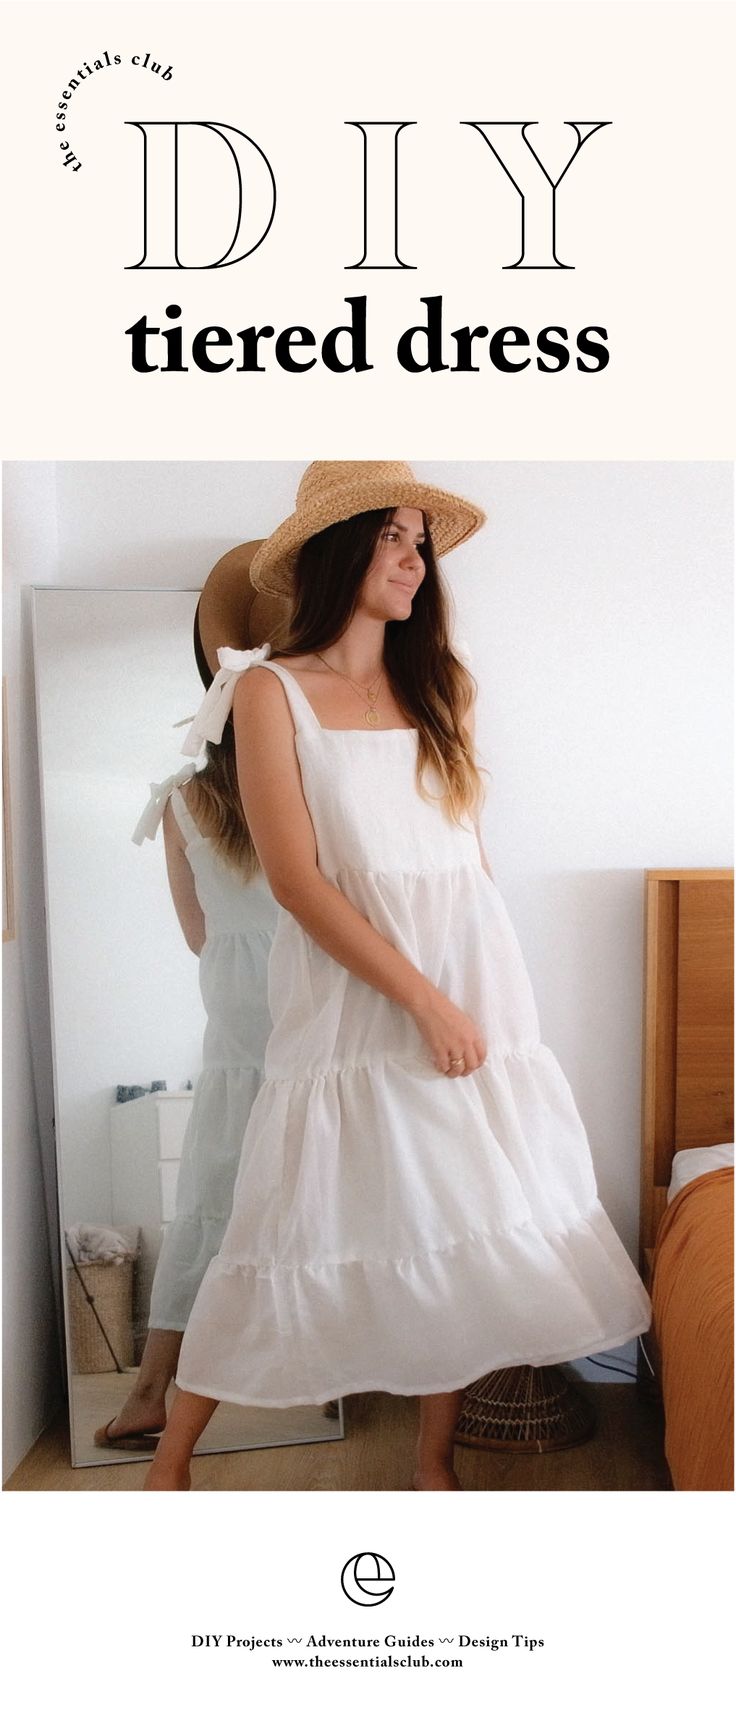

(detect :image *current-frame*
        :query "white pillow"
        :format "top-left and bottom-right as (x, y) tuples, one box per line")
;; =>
(667, 1143), (734, 1203)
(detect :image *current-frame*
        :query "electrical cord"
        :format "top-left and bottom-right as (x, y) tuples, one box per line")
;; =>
(583, 1353), (637, 1380)
(583, 1337), (656, 1381)
(637, 1334), (656, 1377)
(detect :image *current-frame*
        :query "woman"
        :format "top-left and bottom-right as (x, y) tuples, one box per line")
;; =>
(146, 460), (650, 1490)
(95, 546), (288, 1450)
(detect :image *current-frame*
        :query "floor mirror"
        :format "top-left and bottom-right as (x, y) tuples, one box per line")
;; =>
(32, 587), (344, 1466)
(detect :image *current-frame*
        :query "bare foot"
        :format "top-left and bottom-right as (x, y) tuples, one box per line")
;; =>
(95, 1387), (167, 1446)
(411, 1466), (462, 1491)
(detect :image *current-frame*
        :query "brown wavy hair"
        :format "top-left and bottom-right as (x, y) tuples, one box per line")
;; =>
(277, 509), (486, 825)
(185, 618), (262, 879)
(185, 728), (262, 879)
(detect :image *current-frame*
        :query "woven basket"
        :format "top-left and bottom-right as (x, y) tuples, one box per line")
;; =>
(455, 1365), (595, 1454)
(67, 1259), (135, 1375)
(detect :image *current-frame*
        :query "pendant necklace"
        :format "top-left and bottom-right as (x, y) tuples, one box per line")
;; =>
(314, 652), (384, 725)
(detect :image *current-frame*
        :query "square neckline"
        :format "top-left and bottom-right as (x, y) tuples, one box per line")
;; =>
(270, 659), (418, 736)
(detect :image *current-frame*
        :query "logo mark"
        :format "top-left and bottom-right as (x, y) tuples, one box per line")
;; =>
(340, 1552), (395, 1606)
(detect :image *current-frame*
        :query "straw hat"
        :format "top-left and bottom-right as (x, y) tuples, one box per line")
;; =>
(249, 461), (486, 598)
(194, 540), (291, 683)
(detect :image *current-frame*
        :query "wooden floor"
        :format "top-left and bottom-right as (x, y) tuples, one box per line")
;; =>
(6, 1379), (670, 1490)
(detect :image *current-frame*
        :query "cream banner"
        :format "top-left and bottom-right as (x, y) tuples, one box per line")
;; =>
(1, 0), (734, 456)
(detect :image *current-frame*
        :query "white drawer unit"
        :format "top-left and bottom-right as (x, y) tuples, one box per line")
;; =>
(156, 1097), (193, 1160)
(159, 1157), (181, 1223)
(110, 1092), (193, 1346)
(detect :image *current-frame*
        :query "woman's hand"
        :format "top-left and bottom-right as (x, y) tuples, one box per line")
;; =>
(409, 988), (487, 1078)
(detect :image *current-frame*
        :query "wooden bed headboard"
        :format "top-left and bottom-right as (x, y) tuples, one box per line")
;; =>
(640, 869), (734, 1284)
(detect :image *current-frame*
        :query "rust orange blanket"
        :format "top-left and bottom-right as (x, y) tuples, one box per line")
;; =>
(652, 1166), (733, 1491)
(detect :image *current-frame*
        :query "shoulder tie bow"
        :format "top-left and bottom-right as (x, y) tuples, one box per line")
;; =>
(179, 643), (272, 759)
(131, 763), (199, 846)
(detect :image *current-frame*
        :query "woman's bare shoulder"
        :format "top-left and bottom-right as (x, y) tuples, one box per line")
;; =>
(231, 661), (295, 732)
(233, 661), (283, 699)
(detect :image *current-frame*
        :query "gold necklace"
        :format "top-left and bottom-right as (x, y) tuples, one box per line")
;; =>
(314, 652), (384, 725)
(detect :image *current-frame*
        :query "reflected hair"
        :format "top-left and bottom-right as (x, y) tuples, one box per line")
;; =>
(277, 509), (485, 824)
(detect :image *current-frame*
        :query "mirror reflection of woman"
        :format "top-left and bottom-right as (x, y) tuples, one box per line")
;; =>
(145, 461), (651, 1491)
(95, 551), (287, 1451)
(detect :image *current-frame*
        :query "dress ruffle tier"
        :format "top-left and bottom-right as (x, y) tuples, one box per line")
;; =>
(177, 1041), (650, 1405)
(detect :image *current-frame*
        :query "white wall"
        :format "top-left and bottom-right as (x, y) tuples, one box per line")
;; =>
(3, 460), (732, 1475)
(447, 463), (733, 1247)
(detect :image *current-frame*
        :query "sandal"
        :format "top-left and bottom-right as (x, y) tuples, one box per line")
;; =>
(93, 1419), (165, 1452)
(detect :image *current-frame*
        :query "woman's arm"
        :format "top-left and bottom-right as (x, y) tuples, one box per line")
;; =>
(232, 669), (486, 1074)
(162, 797), (205, 955)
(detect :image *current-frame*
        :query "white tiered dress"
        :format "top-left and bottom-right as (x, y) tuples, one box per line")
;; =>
(133, 768), (277, 1330)
(176, 654), (650, 1405)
